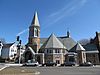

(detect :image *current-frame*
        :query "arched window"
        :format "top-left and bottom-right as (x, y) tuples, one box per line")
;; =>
(34, 28), (38, 37)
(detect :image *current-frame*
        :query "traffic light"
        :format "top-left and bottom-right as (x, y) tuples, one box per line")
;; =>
(17, 36), (20, 41)
(0, 41), (1, 46)
(19, 40), (21, 44)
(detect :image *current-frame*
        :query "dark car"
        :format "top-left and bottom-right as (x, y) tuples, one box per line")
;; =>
(61, 62), (76, 66)
(42, 62), (57, 66)
(79, 62), (93, 66)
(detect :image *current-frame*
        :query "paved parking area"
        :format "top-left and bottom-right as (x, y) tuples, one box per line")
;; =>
(24, 66), (100, 75)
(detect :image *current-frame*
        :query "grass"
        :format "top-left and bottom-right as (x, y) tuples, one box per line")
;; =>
(0, 66), (38, 75)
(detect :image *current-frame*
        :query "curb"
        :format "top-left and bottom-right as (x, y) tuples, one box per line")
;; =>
(5, 64), (23, 66)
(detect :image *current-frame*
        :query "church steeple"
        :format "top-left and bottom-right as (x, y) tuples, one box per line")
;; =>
(28, 11), (40, 53)
(29, 11), (40, 38)
(31, 11), (40, 27)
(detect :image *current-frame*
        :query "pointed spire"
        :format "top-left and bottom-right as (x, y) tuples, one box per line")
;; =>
(31, 11), (40, 27)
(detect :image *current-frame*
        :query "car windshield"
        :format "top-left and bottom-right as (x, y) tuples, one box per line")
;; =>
(65, 62), (75, 64)
(32, 61), (37, 63)
(27, 60), (37, 63)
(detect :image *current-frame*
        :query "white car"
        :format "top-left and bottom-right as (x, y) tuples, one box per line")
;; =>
(23, 60), (39, 66)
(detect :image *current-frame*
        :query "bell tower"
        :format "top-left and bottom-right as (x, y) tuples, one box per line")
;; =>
(28, 11), (40, 53)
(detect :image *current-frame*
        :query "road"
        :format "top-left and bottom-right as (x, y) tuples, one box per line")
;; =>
(24, 66), (100, 75)
(0, 64), (100, 75)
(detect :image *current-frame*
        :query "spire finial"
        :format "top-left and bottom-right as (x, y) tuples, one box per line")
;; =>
(31, 11), (40, 26)
(67, 28), (70, 38)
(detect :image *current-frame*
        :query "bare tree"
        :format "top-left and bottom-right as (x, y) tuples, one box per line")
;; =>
(0, 38), (6, 44)
(78, 39), (90, 45)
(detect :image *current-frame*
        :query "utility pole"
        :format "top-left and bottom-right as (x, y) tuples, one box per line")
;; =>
(0, 41), (3, 56)
(17, 36), (21, 64)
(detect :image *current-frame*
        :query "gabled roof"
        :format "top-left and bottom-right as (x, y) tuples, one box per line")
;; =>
(40, 35), (77, 50)
(31, 11), (40, 27)
(69, 43), (85, 52)
(23, 46), (35, 55)
(41, 34), (66, 49)
(58, 36), (77, 50)
(3, 43), (14, 48)
(76, 43), (85, 51)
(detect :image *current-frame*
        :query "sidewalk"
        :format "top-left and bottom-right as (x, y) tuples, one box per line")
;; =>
(0, 66), (40, 75)
(5, 63), (23, 66)
(0, 63), (22, 72)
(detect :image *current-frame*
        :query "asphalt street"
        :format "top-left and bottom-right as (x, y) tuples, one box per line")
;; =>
(0, 64), (100, 75)
(24, 66), (100, 75)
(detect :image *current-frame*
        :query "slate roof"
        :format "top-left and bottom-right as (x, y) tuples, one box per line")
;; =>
(40, 38), (47, 45)
(83, 44), (98, 51)
(41, 34), (66, 49)
(69, 43), (85, 52)
(31, 11), (40, 27)
(40, 33), (98, 53)
(40, 35), (77, 50)
(58, 36), (77, 51)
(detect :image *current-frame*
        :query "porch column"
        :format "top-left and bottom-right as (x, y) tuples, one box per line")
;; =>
(42, 53), (45, 64)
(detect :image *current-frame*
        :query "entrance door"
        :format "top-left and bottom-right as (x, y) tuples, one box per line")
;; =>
(56, 60), (60, 64)
(69, 56), (75, 62)
(25, 51), (33, 62)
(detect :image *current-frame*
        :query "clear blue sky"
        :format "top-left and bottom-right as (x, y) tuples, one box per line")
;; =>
(0, 0), (100, 44)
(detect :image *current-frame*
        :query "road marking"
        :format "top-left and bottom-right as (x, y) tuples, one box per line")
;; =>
(0, 65), (9, 71)
(33, 71), (40, 75)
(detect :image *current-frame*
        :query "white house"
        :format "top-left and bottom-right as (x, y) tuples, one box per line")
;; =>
(0, 41), (3, 56)
(1, 42), (25, 61)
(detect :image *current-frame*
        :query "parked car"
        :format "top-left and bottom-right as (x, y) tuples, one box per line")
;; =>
(42, 62), (57, 66)
(23, 60), (39, 67)
(79, 62), (93, 66)
(60, 62), (76, 66)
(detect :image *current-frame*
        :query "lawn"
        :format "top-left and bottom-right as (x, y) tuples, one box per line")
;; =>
(0, 66), (38, 75)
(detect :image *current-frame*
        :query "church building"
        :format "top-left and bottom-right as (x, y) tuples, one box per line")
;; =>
(23, 11), (100, 65)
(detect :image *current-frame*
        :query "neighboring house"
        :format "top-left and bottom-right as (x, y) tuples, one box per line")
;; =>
(90, 32), (100, 62)
(0, 41), (3, 56)
(83, 44), (99, 64)
(1, 43), (14, 60)
(1, 42), (25, 61)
